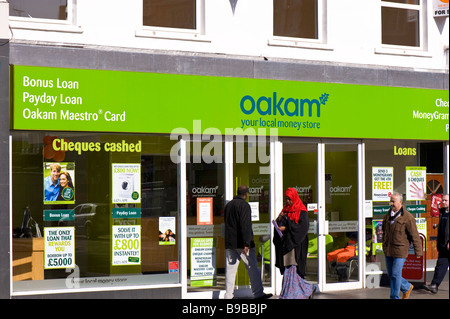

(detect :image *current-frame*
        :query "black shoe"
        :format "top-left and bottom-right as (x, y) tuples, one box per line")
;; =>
(256, 293), (273, 299)
(309, 285), (317, 299)
(424, 284), (438, 294)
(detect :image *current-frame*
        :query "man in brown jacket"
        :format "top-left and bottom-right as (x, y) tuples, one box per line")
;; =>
(382, 193), (422, 299)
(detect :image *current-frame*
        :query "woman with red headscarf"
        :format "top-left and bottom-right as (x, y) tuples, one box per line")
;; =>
(273, 188), (316, 299)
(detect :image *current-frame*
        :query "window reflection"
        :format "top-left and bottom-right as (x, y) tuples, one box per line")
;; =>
(9, 0), (68, 20)
(273, 0), (318, 39)
(382, 7), (420, 47)
(143, 0), (196, 30)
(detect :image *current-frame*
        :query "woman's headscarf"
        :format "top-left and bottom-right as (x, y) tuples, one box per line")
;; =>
(282, 188), (307, 224)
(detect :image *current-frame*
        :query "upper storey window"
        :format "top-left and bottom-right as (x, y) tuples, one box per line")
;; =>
(273, 0), (318, 40)
(9, 0), (69, 20)
(381, 0), (422, 48)
(143, 0), (196, 30)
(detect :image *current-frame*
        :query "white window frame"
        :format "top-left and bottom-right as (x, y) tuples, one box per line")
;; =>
(268, 0), (332, 51)
(9, 0), (81, 33)
(375, 0), (430, 57)
(136, 0), (210, 43)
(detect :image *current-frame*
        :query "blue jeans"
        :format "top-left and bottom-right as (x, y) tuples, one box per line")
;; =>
(385, 256), (411, 299)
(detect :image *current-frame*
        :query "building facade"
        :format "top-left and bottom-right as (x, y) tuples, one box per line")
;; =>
(0, 0), (448, 299)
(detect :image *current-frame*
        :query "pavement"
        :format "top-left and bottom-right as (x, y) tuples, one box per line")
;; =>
(287, 271), (449, 300)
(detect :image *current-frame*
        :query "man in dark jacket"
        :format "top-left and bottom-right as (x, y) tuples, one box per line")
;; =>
(224, 185), (272, 299)
(424, 194), (449, 294)
(382, 193), (422, 299)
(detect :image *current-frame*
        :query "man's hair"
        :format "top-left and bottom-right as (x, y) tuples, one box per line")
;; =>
(237, 185), (249, 196)
(392, 192), (403, 203)
(49, 163), (61, 172)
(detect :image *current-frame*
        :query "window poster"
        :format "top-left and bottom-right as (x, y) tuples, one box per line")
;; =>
(112, 163), (141, 203)
(406, 166), (426, 201)
(249, 202), (260, 221)
(197, 197), (213, 225)
(43, 162), (75, 204)
(168, 261), (179, 274)
(44, 227), (75, 269)
(372, 167), (393, 202)
(112, 225), (141, 265)
(159, 217), (176, 245)
(430, 194), (443, 217)
(190, 238), (216, 287)
(372, 220), (383, 255)
(372, 218), (426, 256)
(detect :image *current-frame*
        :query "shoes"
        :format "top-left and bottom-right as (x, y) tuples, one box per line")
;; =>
(255, 293), (273, 299)
(309, 285), (318, 299)
(424, 284), (438, 294)
(402, 284), (414, 299)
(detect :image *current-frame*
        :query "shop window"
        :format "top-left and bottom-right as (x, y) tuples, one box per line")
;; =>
(325, 143), (360, 283)
(419, 142), (444, 173)
(11, 132), (180, 293)
(143, 0), (197, 30)
(8, 0), (70, 20)
(273, 0), (319, 39)
(364, 140), (445, 275)
(381, 0), (422, 47)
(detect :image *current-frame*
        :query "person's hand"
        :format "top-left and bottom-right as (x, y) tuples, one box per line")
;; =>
(279, 226), (286, 232)
(277, 211), (284, 221)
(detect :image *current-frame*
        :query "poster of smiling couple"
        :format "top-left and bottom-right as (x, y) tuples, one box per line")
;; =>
(43, 162), (75, 204)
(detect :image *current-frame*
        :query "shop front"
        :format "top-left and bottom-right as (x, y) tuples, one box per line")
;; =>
(9, 64), (448, 297)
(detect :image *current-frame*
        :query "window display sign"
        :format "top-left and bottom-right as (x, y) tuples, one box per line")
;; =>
(112, 163), (141, 203)
(112, 208), (141, 219)
(44, 227), (75, 269)
(372, 220), (383, 255)
(44, 209), (74, 221)
(197, 197), (213, 225)
(159, 217), (176, 245)
(250, 202), (260, 221)
(168, 261), (179, 274)
(372, 167), (393, 202)
(112, 225), (141, 265)
(430, 194), (443, 217)
(190, 238), (216, 287)
(372, 218), (426, 256)
(406, 166), (426, 201)
(43, 162), (75, 204)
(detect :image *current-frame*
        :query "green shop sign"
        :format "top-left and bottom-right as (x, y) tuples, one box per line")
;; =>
(44, 209), (74, 221)
(373, 205), (426, 216)
(112, 208), (141, 219)
(11, 65), (449, 140)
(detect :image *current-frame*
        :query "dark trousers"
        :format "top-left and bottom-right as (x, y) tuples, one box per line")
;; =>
(431, 250), (449, 287)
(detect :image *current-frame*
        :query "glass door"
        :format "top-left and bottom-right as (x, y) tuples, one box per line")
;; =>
(282, 140), (319, 285)
(185, 139), (226, 296)
(232, 138), (273, 295)
(321, 142), (365, 291)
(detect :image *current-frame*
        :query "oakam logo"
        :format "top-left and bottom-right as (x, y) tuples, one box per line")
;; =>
(240, 92), (329, 118)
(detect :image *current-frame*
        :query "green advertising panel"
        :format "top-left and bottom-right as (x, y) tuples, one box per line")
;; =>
(11, 65), (449, 140)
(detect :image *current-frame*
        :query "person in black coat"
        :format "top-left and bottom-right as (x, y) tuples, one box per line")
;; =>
(424, 194), (449, 294)
(273, 187), (316, 299)
(224, 185), (272, 299)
